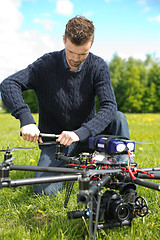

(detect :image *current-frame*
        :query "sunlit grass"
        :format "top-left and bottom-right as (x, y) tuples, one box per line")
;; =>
(0, 112), (160, 239)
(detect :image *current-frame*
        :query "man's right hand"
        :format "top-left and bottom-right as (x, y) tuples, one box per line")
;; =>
(21, 124), (43, 143)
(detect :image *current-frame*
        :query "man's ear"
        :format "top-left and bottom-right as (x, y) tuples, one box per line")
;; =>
(63, 35), (65, 44)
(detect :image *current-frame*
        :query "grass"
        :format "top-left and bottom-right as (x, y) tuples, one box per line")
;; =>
(0, 111), (160, 239)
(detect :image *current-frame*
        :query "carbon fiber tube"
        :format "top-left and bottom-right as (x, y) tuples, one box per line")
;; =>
(117, 174), (160, 191)
(1, 175), (79, 188)
(134, 178), (160, 191)
(89, 175), (111, 196)
(10, 165), (82, 174)
(97, 219), (131, 229)
(138, 167), (160, 171)
(39, 133), (60, 138)
(137, 172), (160, 179)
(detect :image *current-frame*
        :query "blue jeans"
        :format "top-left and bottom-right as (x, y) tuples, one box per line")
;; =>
(34, 111), (130, 195)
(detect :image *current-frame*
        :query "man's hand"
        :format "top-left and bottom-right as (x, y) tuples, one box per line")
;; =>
(56, 131), (80, 146)
(21, 124), (42, 143)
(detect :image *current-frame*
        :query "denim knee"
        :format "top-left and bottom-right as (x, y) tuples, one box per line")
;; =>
(103, 111), (130, 139)
(115, 111), (127, 126)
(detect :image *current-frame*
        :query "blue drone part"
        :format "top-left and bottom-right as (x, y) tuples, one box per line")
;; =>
(89, 137), (135, 154)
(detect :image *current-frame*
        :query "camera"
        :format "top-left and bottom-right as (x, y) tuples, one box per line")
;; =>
(68, 189), (134, 228)
(97, 190), (133, 224)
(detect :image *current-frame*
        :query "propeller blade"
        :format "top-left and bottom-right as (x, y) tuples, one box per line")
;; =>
(0, 147), (37, 152)
(10, 147), (37, 151)
(86, 169), (122, 175)
(135, 142), (154, 144)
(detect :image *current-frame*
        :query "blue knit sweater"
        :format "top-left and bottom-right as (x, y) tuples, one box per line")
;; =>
(1, 50), (117, 141)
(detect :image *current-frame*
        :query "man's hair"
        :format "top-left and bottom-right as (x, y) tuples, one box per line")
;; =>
(65, 15), (95, 46)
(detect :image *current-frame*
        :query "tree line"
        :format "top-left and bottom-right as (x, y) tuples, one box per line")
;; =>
(1, 54), (160, 113)
(109, 54), (160, 113)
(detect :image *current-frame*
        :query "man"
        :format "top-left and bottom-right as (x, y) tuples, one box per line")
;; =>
(0, 16), (130, 195)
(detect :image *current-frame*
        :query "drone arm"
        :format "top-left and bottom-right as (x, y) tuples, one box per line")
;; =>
(90, 174), (111, 196)
(133, 178), (160, 191)
(10, 164), (82, 174)
(136, 171), (160, 179)
(118, 174), (160, 191)
(0, 174), (79, 189)
(138, 167), (160, 171)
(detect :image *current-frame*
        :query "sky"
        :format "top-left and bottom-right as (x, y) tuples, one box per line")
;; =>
(0, 0), (160, 83)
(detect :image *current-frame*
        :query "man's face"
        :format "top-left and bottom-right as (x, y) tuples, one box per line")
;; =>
(63, 36), (92, 71)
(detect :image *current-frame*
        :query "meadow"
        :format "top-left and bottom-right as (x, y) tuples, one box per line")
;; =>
(0, 111), (160, 240)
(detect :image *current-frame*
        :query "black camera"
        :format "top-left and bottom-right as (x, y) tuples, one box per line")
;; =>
(97, 190), (133, 225)
(68, 189), (134, 228)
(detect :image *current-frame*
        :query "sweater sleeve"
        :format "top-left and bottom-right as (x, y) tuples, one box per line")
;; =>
(74, 59), (117, 141)
(0, 62), (39, 127)
(1, 52), (57, 128)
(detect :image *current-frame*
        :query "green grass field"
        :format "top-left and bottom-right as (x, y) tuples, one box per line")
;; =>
(0, 111), (160, 240)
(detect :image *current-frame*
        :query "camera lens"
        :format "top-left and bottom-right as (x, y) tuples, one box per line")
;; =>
(67, 209), (90, 219)
(116, 203), (130, 222)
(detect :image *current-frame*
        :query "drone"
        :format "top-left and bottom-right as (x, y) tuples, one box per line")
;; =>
(0, 134), (160, 240)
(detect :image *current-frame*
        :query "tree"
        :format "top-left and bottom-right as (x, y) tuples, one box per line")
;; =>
(109, 53), (126, 90)
(146, 63), (160, 112)
(109, 54), (127, 111)
(22, 90), (39, 113)
(120, 65), (146, 112)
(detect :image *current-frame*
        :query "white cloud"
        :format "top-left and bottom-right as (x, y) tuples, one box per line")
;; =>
(33, 18), (54, 31)
(91, 38), (160, 62)
(142, 6), (150, 12)
(0, 0), (23, 33)
(105, 0), (122, 2)
(137, 0), (147, 4)
(148, 15), (160, 22)
(82, 11), (94, 18)
(56, 0), (73, 16)
(0, 0), (61, 83)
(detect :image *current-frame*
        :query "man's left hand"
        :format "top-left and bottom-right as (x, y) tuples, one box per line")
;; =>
(56, 131), (80, 146)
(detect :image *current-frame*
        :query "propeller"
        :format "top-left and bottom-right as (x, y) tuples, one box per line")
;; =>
(0, 146), (37, 152)
(135, 142), (153, 144)
(86, 168), (122, 175)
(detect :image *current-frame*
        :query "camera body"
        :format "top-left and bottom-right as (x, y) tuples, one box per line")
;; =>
(96, 190), (133, 225)
(68, 189), (134, 228)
